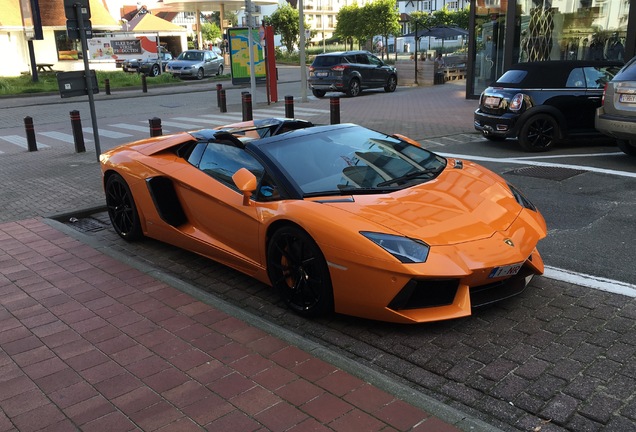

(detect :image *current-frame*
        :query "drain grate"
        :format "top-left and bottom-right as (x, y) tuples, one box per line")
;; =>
(505, 166), (586, 181)
(66, 217), (107, 233)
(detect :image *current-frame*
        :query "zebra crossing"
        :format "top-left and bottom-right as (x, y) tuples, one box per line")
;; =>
(0, 106), (330, 154)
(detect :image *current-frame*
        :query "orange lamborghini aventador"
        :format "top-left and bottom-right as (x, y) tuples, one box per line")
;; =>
(100, 118), (547, 324)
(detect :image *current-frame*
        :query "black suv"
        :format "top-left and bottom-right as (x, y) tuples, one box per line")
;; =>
(308, 50), (398, 98)
(474, 60), (622, 151)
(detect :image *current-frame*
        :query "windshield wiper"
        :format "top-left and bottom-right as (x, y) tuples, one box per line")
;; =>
(376, 167), (442, 187)
(303, 187), (396, 198)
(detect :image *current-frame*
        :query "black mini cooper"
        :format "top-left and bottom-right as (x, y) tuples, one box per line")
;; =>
(474, 60), (623, 151)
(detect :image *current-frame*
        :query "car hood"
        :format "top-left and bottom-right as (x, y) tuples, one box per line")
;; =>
(320, 161), (523, 246)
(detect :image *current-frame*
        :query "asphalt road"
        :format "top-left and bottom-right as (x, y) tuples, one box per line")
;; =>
(2, 67), (636, 431)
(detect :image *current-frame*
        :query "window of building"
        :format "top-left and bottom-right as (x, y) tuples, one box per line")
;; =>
(54, 30), (82, 61)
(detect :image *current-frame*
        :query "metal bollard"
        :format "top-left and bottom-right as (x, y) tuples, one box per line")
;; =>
(330, 96), (340, 125)
(69, 110), (86, 153)
(219, 89), (227, 113)
(24, 116), (38, 152)
(284, 95), (294, 119)
(216, 83), (222, 107)
(242, 92), (253, 122)
(149, 117), (162, 137)
(141, 74), (148, 93)
(105, 78), (111, 95)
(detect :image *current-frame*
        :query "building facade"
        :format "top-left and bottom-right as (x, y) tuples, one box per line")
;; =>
(467, 0), (635, 97)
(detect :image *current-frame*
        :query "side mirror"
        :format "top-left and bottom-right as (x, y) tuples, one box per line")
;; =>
(232, 168), (257, 206)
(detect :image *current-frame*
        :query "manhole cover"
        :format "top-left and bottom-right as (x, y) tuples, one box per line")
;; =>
(66, 217), (107, 233)
(506, 166), (586, 181)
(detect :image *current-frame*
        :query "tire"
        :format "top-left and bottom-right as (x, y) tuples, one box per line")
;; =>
(518, 113), (559, 152)
(312, 89), (326, 98)
(384, 75), (397, 92)
(196, 68), (204, 80)
(217, 64), (224, 76)
(105, 173), (143, 241)
(346, 78), (361, 97)
(150, 64), (160, 77)
(617, 139), (636, 156)
(267, 226), (334, 317)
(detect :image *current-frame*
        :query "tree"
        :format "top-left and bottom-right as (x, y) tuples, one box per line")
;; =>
(334, 4), (361, 50)
(364, 0), (400, 60)
(201, 22), (222, 44)
(267, 3), (307, 53)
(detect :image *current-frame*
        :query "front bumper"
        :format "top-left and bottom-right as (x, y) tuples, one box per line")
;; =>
(167, 68), (196, 77)
(474, 109), (519, 138)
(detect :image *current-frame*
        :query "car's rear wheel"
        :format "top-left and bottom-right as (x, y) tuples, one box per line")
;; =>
(150, 64), (160, 77)
(518, 114), (559, 152)
(196, 68), (204, 80)
(617, 139), (636, 156)
(217, 64), (224, 76)
(346, 78), (361, 97)
(267, 226), (334, 317)
(384, 75), (397, 92)
(105, 173), (142, 241)
(312, 89), (326, 98)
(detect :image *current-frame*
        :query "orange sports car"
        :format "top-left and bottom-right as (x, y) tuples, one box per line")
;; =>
(100, 118), (547, 324)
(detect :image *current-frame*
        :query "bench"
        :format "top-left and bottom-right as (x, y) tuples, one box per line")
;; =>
(443, 66), (466, 81)
(36, 63), (55, 72)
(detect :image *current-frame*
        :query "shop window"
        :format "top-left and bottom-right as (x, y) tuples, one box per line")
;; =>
(54, 30), (82, 61)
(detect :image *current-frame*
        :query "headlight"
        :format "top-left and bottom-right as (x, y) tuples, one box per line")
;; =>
(361, 232), (430, 263)
(507, 183), (537, 211)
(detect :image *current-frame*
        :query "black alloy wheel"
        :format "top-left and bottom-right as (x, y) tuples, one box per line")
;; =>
(196, 68), (204, 80)
(346, 78), (361, 97)
(267, 226), (334, 317)
(105, 173), (143, 241)
(217, 64), (224, 76)
(384, 75), (397, 92)
(518, 113), (559, 152)
(617, 139), (636, 156)
(312, 89), (326, 98)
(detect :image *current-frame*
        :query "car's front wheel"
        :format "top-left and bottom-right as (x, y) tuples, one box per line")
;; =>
(196, 68), (204, 80)
(617, 139), (636, 156)
(518, 113), (559, 152)
(105, 173), (143, 241)
(150, 64), (160, 77)
(384, 75), (397, 92)
(346, 78), (361, 97)
(312, 89), (326, 98)
(267, 225), (334, 317)
(217, 64), (224, 76)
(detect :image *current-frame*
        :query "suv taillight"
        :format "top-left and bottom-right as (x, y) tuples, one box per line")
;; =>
(601, 82), (608, 105)
(332, 65), (349, 72)
(308, 66), (315, 72)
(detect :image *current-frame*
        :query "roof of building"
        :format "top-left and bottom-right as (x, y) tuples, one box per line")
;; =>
(36, 0), (119, 28)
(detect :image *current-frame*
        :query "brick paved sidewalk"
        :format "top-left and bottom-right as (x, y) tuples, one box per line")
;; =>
(0, 218), (468, 432)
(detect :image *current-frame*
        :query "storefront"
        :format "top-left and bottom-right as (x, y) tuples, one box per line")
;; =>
(467, 0), (636, 98)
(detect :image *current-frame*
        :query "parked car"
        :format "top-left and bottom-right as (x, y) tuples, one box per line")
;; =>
(308, 50), (398, 98)
(165, 50), (224, 80)
(474, 60), (623, 151)
(99, 119), (546, 324)
(595, 56), (636, 156)
(122, 49), (173, 77)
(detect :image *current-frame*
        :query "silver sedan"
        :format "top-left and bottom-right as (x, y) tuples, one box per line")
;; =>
(165, 50), (224, 80)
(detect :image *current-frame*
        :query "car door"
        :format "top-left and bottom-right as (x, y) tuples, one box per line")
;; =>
(557, 67), (596, 132)
(367, 53), (387, 86)
(354, 53), (374, 87)
(172, 141), (266, 272)
(582, 66), (615, 129)
(203, 51), (214, 76)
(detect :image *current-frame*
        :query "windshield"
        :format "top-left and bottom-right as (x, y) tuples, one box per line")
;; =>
(260, 126), (447, 196)
(178, 51), (203, 62)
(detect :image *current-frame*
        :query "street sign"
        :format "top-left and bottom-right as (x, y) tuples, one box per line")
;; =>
(57, 70), (99, 98)
(64, 0), (90, 20)
(66, 19), (92, 40)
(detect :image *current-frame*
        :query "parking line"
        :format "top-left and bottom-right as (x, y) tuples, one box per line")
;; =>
(82, 127), (133, 139)
(110, 123), (170, 133)
(0, 135), (49, 149)
(39, 131), (87, 144)
(438, 152), (636, 179)
(544, 266), (636, 298)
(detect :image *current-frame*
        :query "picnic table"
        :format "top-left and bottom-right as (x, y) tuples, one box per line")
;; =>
(36, 63), (55, 72)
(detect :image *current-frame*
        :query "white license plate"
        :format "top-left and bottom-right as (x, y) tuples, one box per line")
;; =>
(619, 94), (636, 103)
(315, 72), (329, 77)
(484, 96), (499, 107)
(489, 263), (523, 278)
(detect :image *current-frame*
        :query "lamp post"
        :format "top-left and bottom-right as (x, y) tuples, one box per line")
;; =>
(413, 17), (418, 85)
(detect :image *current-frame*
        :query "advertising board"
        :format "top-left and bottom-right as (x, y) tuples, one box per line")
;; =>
(87, 33), (160, 66)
